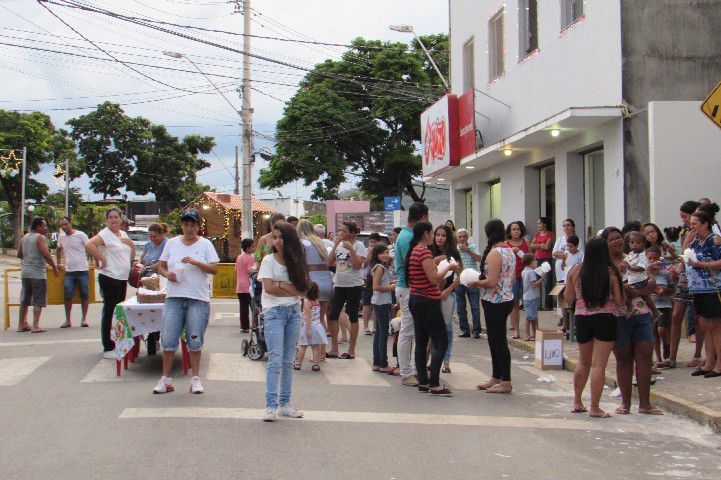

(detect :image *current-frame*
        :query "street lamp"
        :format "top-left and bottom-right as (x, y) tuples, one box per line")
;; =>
(389, 24), (449, 90)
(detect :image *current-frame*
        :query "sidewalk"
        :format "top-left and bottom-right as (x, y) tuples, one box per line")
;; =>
(508, 310), (721, 432)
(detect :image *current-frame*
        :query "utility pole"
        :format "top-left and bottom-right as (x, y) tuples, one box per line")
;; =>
(239, 0), (254, 240)
(234, 145), (240, 195)
(20, 147), (27, 234)
(64, 155), (70, 217)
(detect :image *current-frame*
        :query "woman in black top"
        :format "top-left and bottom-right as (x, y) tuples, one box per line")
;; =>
(431, 225), (461, 373)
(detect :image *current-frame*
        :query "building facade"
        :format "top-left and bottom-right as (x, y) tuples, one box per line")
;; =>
(444, 0), (721, 245)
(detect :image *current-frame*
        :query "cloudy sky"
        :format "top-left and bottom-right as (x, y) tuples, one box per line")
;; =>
(0, 0), (448, 201)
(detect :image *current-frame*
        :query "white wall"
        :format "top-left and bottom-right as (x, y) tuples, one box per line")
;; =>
(649, 101), (721, 229)
(450, 0), (623, 147)
(450, 119), (624, 246)
(259, 198), (305, 218)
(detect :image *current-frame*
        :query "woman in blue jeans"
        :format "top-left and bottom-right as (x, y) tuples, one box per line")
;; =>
(258, 221), (310, 422)
(603, 227), (663, 415)
(154, 210), (219, 395)
(431, 225), (461, 373)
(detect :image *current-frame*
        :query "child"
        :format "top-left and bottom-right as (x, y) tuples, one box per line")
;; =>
(647, 245), (674, 367)
(295, 283), (327, 371)
(521, 254), (547, 341)
(361, 233), (381, 336)
(623, 231), (659, 318)
(235, 238), (257, 333)
(560, 235), (584, 333)
(369, 244), (396, 372)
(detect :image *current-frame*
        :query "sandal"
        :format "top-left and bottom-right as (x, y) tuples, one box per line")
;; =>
(528, 336), (535, 341)
(80, 323), (89, 328)
(60, 322), (71, 328)
(657, 359), (676, 369)
(571, 405), (588, 413)
(31, 329), (47, 333)
(339, 352), (355, 359)
(293, 364), (301, 370)
(639, 407), (665, 415)
(442, 365), (451, 373)
(615, 406), (630, 415)
(486, 383), (512, 394)
(476, 379), (500, 390)
(16, 326), (32, 333)
(364, 329), (373, 336)
(325, 353), (339, 359)
(511, 335), (520, 340)
(311, 364), (321, 372)
(589, 411), (612, 418)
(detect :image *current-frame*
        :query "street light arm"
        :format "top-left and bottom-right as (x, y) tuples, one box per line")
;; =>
(413, 32), (449, 91)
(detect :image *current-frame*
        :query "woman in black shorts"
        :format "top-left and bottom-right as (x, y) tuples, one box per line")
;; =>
(564, 236), (623, 418)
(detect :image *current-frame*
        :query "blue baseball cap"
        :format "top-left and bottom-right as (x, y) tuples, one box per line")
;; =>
(180, 210), (201, 223)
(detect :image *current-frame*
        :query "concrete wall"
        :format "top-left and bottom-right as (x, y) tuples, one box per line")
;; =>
(648, 101), (721, 230)
(451, 120), (624, 247)
(450, 0), (623, 148)
(621, 0), (721, 221)
(259, 198), (305, 219)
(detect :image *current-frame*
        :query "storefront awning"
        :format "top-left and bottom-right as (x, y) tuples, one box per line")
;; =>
(427, 106), (625, 183)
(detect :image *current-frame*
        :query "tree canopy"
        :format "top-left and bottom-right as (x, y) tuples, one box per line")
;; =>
(258, 34), (448, 203)
(67, 102), (215, 201)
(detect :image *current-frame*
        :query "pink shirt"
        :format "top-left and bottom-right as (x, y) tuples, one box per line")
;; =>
(235, 252), (255, 294)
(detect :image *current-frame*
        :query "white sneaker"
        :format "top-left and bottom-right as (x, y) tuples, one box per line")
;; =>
(277, 404), (304, 418)
(103, 351), (115, 360)
(262, 407), (276, 422)
(153, 376), (174, 394)
(190, 376), (204, 394)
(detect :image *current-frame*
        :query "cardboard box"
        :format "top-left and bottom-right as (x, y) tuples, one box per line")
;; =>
(549, 283), (571, 309)
(534, 330), (564, 370)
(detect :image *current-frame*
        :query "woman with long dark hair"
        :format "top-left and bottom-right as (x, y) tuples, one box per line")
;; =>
(468, 219), (516, 394)
(564, 237), (623, 418)
(506, 221), (530, 339)
(676, 201), (703, 367)
(602, 227), (663, 415)
(431, 225), (461, 372)
(531, 217), (554, 310)
(258, 222), (309, 422)
(686, 209), (721, 378)
(327, 221), (366, 359)
(405, 221), (457, 396)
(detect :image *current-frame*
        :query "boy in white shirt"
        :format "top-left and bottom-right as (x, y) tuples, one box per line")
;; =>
(521, 254), (547, 341)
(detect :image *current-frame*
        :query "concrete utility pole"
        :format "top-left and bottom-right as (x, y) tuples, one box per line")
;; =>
(240, 0), (254, 240)
(20, 146), (27, 234)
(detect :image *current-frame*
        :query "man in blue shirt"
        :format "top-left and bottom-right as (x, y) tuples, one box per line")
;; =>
(393, 202), (429, 386)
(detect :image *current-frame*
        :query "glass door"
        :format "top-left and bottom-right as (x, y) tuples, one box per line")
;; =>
(584, 150), (605, 239)
(539, 164), (555, 225)
(490, 181), (501, 219)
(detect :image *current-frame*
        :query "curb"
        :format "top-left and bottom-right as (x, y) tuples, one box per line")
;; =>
(507, 336), (721, 433)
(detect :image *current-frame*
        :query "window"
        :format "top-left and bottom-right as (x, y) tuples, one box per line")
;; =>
(462, 38), (475, 92)
(488, 9), (504, 81)
(561, 0), (584, 29)
(519, 0), (538, 58)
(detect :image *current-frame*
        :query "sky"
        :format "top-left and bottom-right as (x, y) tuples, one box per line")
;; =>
(0, 0), (449, 202)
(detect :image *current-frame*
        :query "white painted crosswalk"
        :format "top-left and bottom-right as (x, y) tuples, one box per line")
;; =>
(207, 353), (266, 382)
(0, 356), (51, 386)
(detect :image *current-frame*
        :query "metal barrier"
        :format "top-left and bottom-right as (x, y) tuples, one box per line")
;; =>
(4, 267), (100, 330)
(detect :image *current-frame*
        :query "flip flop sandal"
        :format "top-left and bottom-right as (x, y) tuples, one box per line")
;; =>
(60, 323), (71, 328)
(339, 353), (355, 359)
(571, 406), (588, 413)
(476, 380), (500, 390)
(589, 412), (612, 418)
(442, 366), (451, 373)
(293, 364), (301, 370)
(31, 329), (47, 333)
(639, 408), (665, 415)
(511, 335), (520, 339)
(615, 407), (630, 415)
(325, 353), (339, 359)
(81, 323), (89, 328)
(16, 326), (32, 333)
(311, 365), (321, 372)
(364, 330), (373, 336)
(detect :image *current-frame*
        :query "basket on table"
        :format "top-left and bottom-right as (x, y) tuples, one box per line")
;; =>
(137, 287), (167, 304)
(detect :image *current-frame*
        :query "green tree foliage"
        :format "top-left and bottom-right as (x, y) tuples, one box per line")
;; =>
(0, 110), (78, 245)
(306, 213), (327, 227)
(72, 204), (114, 237)
(258, 35), (448, 203)
(67, 102), (215, 201)
(45, 187), (83, 216)
(158, 209), (182, 235)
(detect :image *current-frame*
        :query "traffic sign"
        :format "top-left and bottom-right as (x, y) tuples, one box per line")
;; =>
(701, 80), (721, 131)
(384, 196), (401, 211)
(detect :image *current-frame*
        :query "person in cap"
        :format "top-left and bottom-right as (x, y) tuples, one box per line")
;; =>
(153, 210), (219, 395)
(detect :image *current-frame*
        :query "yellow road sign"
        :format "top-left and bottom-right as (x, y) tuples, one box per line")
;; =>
(701, 81), (721, 131)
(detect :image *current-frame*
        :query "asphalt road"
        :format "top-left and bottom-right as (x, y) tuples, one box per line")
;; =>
(1, 276), (721, 479)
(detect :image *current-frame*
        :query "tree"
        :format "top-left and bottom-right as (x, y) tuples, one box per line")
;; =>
(258, 35), (448, 203)
(72, 204), (114, 237)
(45, 187), (83, 216)
(306, 213), (326, 227)
(67, 102), (214, 201)
(0, 110), (78, 245)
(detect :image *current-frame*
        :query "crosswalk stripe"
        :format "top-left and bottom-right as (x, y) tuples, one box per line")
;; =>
(0, 339), (97, 348)
(324, 357), (392, 387)
(118, 407), (609, 432)
(207, 353), (266, 383)
(81, 359), (125, 383)
(0, 356), (51, 386)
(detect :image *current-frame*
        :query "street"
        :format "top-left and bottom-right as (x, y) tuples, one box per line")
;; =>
(2, 276), (720, 479)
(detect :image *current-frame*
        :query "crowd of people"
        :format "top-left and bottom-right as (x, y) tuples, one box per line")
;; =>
(14, 196), (721, 422)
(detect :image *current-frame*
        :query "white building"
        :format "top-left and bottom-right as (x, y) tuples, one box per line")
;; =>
(443, 0), (721, 245)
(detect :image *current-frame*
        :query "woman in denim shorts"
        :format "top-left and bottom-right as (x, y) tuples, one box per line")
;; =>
(258, 221), (310, 422)
(153, 210), (219, 395)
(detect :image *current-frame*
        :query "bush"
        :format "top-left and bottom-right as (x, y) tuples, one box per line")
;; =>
(306, 213), (326, 227)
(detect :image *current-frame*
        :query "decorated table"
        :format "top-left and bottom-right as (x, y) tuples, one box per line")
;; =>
(111, 297), (188, 376)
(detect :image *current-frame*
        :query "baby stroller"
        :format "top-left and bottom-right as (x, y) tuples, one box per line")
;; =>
(241, 272), (267, 360)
